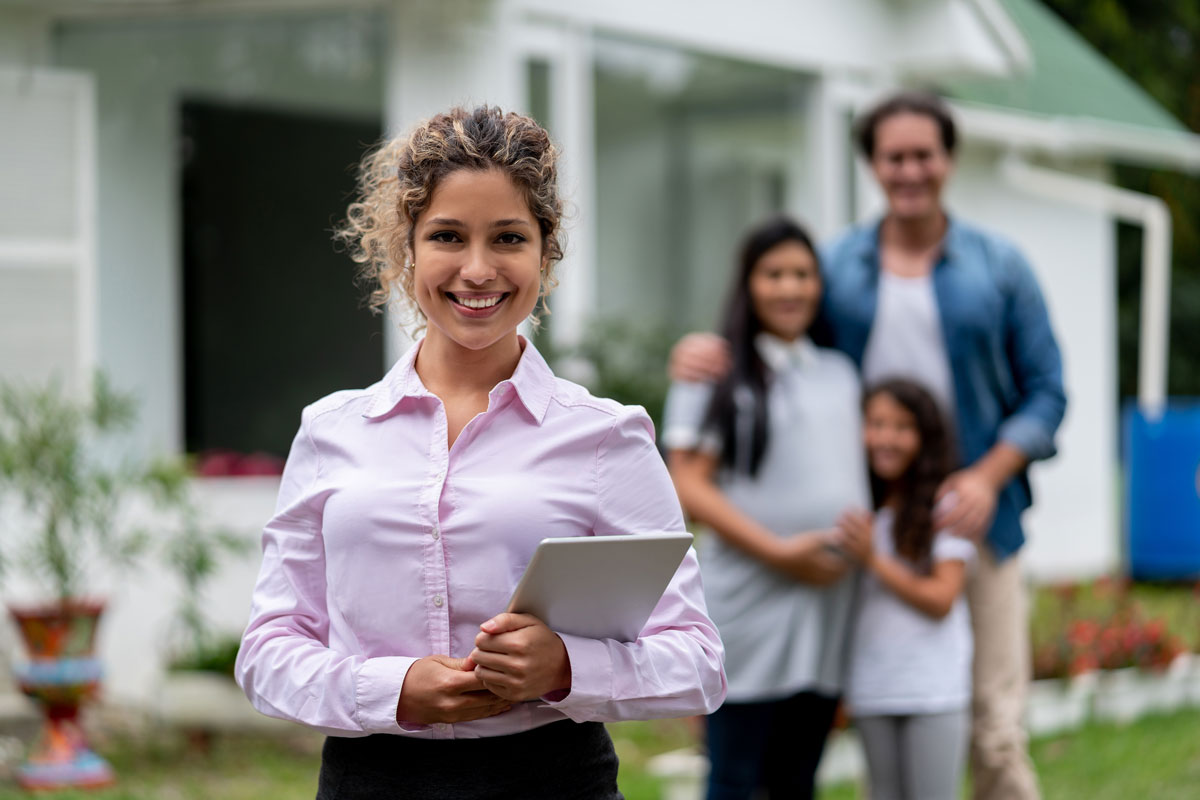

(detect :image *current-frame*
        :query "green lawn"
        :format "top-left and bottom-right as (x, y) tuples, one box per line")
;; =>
(3, 711), (1199, 799)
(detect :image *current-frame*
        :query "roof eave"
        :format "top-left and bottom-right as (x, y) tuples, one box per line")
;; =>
(951, 101), (1200, 174)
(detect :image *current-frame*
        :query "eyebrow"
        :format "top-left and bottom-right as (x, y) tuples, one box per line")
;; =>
(424, 217), (532, 228)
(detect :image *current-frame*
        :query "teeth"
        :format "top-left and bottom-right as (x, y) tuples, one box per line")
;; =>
(452, 294), (503, 309)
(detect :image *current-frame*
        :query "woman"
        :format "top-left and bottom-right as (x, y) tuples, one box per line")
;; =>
(235, 106), (726, 800)
(664, 216), (871, 800)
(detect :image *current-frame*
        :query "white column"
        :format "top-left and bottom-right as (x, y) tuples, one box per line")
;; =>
(546, 23), (596, 356)
(800, 77), (848, 241)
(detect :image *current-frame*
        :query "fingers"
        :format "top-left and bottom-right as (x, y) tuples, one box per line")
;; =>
(439, 691), (513, 723)
(480, 612), (539, 636)
(429, 654), (478, 672)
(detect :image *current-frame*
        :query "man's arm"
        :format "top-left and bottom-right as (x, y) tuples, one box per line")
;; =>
(937, 246), (1066, 539)
(668, 333), (732, 384)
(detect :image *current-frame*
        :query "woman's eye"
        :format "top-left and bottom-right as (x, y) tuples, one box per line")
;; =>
(430, 231), (460, 244)
(496, 232), (526, 245)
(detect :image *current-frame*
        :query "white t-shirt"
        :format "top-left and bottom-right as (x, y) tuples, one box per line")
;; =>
(845, 507), (975, 716)
(861, 271), (956, 424)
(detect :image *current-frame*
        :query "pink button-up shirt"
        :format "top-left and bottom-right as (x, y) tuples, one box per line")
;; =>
(236, 338), (726, 739)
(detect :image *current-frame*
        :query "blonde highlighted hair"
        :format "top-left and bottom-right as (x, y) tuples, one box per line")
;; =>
(335, 105), (565, 326)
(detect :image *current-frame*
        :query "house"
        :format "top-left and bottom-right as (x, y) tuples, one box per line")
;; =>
(2, 0), (1197, 709)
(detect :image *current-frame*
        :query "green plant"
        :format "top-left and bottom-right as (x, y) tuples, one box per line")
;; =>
(0, 374), (247, 650)
(540, 316), (678, 431)
(1031, 578), (1187, 679)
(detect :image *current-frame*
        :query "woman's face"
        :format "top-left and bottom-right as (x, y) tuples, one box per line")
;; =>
(747, 240), (822, 342)
(870, 111), (953, 224)
(864, 392), (921, 482)
(410, 167), (545, 357)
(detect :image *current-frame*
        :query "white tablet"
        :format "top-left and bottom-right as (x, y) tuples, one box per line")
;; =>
(505, 532), (694, 642)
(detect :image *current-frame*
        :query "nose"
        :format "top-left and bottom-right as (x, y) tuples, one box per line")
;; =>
(459, 243), (497, 285)
(898, 155), (924, 181)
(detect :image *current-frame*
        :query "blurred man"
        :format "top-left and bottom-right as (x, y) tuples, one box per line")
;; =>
(671, 91), (1065, 800)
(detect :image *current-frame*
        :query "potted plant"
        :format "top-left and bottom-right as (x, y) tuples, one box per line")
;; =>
(0, 374), (243, 789)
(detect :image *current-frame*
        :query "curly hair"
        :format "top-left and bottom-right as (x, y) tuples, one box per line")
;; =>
(334, 105), (564, 327)
(864, 378), (955, 569)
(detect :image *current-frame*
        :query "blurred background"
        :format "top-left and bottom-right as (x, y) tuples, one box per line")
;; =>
(0, 1), (1198, 795)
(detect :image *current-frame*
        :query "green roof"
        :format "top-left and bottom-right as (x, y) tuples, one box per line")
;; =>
(941, 0), (1186, 134)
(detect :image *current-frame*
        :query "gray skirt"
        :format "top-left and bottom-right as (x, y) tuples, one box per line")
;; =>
(316, 720), (624, 799)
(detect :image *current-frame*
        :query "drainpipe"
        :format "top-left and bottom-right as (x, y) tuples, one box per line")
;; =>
(1000, 155), (1172, 419)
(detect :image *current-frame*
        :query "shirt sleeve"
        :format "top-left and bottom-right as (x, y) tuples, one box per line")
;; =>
(661, 380), (721, 453)
(995, 246), (1067, 463)
(234, 407), (417, 737)
(931, 530), (976, 565)
(543, 406), (728, 722)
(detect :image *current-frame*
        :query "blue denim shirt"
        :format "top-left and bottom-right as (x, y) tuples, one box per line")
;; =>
(821, 217), (1067, 559)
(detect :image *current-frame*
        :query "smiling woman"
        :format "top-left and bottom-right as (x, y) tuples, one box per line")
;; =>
(234, 106), (727, 800)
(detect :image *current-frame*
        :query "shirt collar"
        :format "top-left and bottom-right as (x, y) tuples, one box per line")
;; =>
(755, 332), (818, 372)
(857, 212), (963, 266)
(363, 335), (555, 424)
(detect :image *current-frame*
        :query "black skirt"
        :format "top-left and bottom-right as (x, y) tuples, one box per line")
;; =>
(316, 720), (624, 800)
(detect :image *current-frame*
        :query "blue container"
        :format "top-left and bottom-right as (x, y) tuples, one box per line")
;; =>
(1125, 402), (1200, 579)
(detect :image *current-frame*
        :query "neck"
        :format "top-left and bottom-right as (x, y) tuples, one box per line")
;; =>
(414, 330), (524, 399)
(882, 210), (947, 253)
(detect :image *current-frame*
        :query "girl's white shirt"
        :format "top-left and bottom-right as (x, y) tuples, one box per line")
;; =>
(845, 507), (976, 717)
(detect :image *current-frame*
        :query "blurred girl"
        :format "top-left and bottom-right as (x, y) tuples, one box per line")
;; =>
(664, 216), (871, 800)
(841, 378), (976, 800)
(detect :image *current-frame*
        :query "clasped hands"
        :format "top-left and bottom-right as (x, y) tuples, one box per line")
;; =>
(395, 613), (572, 726)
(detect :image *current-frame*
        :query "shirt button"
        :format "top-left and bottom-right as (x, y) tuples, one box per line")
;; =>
(433, 595), (443, 607)
(431, 525), (440, 540)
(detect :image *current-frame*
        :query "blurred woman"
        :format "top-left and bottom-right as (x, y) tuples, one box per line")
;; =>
(664, 216), (871, 800)
(236, 105), (726, 800)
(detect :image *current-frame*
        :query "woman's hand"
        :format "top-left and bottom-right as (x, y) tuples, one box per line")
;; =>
(768, 531), (851, 585)
(835, 508), (874, 565)
(395, 655), (513, 726)
(467, 613), (572, 702)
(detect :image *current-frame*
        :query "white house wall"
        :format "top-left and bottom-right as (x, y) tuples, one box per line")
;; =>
(53, 11), (385, 457)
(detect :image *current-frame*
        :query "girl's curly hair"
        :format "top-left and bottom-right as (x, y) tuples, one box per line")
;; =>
(335, 105), (564, 327)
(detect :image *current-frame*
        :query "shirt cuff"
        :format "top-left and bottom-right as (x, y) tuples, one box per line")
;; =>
(539, 634), (612, 722)
(354, 655), (421, 734)
(997, 415), (1056, 462)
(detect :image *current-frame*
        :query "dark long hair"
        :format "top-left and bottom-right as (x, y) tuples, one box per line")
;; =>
(703, 216), (828, 477)
(864, 379), (954, 567)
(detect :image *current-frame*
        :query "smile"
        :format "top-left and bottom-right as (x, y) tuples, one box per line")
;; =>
(447, 292), (507, 310)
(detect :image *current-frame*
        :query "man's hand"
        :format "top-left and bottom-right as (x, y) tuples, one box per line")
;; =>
(668, 333), (733, 383)
(936, 469), (998, 542)
(395, 655), (512, 725)
(468, 613), (572, 702)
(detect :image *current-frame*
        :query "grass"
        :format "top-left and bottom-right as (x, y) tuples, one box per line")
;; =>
(4, 581), (1196, 798)
(4, 711), (1200, 799)
(0, 730), (324, 800)
(822, 710), (1200, 799)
